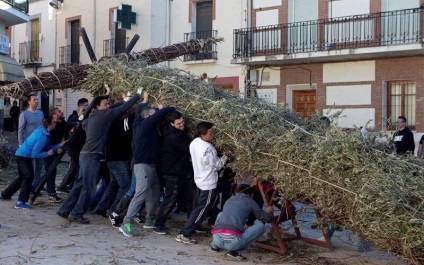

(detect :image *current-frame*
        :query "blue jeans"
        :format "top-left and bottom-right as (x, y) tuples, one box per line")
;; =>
(95, 161), (131, 213)
(211, 214), (266, 253)
(58, 153), (101, 218)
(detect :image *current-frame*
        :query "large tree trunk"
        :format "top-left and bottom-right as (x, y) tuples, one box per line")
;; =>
(0, 38), (222, 99)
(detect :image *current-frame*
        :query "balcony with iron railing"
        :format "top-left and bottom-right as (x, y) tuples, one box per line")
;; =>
(184, 30), (218, 62)
(1, 0), (29, 13)
(59, 44), (81, 68)
(233, 7), (424, 65)
(103, 37), (129, 57)
(19, 40), (41, 65)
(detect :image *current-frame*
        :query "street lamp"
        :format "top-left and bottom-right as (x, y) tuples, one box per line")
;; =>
(49, 0), (64, 9)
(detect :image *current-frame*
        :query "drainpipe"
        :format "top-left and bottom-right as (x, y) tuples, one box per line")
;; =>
(166, 0), (172, 68)
(93, 0), (97, 57)
(245, 0), (252, 97)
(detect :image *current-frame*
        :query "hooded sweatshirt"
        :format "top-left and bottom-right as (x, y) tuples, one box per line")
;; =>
(15, 125), (60, 159)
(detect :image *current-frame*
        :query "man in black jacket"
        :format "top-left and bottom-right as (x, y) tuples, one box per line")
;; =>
(57, 104), (87, 193)
(153, 111), (192, 235)
(393, 116), (415, 155)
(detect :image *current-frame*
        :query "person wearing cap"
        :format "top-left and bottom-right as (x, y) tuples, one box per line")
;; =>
(210, 183), (274, 260)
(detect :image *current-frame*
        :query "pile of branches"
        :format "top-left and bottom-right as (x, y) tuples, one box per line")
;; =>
(0, 137), (14, 169)
(0, 38), (222, 99)
(80, 58), (424, 264)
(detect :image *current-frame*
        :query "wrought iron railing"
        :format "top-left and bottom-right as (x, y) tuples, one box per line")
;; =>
(59, 44), (81, 68)
(2, 0), (29, 13)
(103, 37), (129, 57)
(233, 7), (424, 59)
(19, 40), (41, 64)
(184, 30), (218, 61)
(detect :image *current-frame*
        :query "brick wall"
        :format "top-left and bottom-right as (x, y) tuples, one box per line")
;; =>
(276, 56), (424, 131)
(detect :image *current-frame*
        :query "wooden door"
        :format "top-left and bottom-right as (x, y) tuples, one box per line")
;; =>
(293, 90), (316, 119)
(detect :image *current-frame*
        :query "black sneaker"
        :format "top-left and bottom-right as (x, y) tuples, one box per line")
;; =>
(48, 195), (63, 203)
(57, 211), (69, 220)
(226, 251), (246, 260)
(153, 227), (167, 235)
(92, 209), (108, 218)
(134, 214), (145, 224)
(68, 215), (90, 224)
(109, 213), (121, 228)
(210, 245), (220, 253)
(0, 195), (11, 200)
(56, 188), (70, 194)
(194, 227), (209, 234)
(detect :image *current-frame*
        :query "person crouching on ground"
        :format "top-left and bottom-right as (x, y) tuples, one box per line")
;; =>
(0, 117), (66, 209)
(210, 183), (274, 260)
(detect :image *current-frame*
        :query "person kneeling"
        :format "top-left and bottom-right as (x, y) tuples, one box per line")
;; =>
(210, 183), (274, 260)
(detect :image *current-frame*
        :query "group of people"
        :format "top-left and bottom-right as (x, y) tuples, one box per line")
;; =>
(2, 100), (20, 133)
(0, 89), (276, 260)
(1, 93), (68, 208)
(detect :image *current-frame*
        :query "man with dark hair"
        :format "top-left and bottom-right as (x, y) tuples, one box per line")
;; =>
(118, 93), (175, 237)
(57, 90), (142, 224)
(18, 93), (44, 192)
(67, 98), (89, 121)
(94, 92), (149, 217)
(57, 104), (88, 193)
(210, 183), (274, 260)
(153, 111), (192, 235)
(393, 116), (415, 155)
(32, 108), (68, 203)
(0, 117), (65, 209)
(175, 121), (228, 244)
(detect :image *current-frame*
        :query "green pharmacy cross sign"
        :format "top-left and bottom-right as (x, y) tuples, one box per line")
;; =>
(117, 4), (137, 30)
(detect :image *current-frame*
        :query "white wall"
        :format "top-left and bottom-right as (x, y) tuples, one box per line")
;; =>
(256, 9), (279, 27)
(257, 88), (277, 104)
(326, 85), (372, 105)
(253, 0), (281, 9)
(324, 108), (375, 128)
(288, 0), (318, 22)
(329, 0), (370, 18)
(323, 61), (375, 83)
(381, 0), (419, 12)
(169, 0), (246, 94)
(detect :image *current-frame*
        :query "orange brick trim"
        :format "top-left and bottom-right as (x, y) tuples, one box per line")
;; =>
(65, 15), (82, 39)
(109, 7), (118, 31)
(189, 0), (215, 23)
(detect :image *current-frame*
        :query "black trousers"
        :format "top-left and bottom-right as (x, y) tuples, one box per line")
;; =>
(1, 156), (34, 203)
(180, 188), (217, 237)
(155, 175), (181, 229)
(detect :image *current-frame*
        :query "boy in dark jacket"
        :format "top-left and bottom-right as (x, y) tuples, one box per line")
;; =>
(393, 116), (415, 155)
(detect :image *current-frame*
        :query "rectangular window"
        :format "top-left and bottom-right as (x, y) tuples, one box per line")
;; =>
(70, 20), (80, 64)
(387, 81), (416, 130)
(30, 19), (40, 61)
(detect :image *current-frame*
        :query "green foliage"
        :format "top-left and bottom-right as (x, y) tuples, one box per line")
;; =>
(81, 58), (424, 264)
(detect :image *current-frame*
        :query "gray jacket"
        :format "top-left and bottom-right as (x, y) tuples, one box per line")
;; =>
(213, 193), (274, 234)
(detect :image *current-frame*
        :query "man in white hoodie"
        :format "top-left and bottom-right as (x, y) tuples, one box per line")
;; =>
(176, 121), (227, 244)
